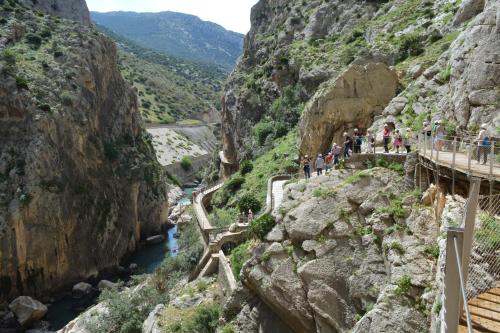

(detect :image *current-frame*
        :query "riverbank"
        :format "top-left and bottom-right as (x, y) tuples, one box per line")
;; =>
(44, 187), (195, 330)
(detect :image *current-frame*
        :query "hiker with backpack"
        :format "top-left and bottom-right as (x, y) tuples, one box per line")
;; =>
(332, 143), (342, 167)
(343, 132), (353, 158)
(302, 155), (311, 179)
(433, 120), (446, 151)
(476, 124), (490, 165)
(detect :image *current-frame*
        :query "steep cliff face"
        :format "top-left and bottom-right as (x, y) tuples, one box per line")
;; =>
(221, 0), (497, 171)
(239, 167), (439, 333)
(0, 1), (167, 301)
(371, 0), (499, 136)
(221, 0), (378, 172)
(18, 0), (91, 26)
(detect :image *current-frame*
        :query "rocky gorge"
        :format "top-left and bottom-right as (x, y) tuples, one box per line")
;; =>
(0, 0), (168, 307)
(0, 0), (498, 332)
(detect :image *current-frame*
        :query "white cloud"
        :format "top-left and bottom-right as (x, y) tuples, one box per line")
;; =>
(85, 0), (259, 33)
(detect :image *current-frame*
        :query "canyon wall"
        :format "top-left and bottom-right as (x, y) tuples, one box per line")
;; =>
(0, 1), (167, 301)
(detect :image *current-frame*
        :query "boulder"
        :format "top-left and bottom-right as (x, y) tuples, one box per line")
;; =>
(142, 304), (164, 333)
(8, 296), (47, 326)
(146, 235), (165, 245)
(128, 263), (139, 273)
(72, 282), (93, 298)
(97, 280), (117, 291)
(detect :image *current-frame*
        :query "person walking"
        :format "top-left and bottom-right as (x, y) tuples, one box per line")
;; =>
(302, 155), (311, 179)
(394, 129), (402, 153)
(403, 127), (413, 153)
(383, 124), (391, 153)
(366, 129), (375, 154)
(248, 209), (254, 223)
(332, 143), (342, 167)
(325, 152), (333, 173)
(434, 120), (446, 151)
(476, 124), (490, 165)
(343, 132), (353, 159)
(353, 128), (362, 154)
(316, 154), (325, 176)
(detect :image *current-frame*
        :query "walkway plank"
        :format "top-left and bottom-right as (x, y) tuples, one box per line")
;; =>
(469, 298), (500, 313)
(421, 150), (500, 181)
(478, 293), (500, 304)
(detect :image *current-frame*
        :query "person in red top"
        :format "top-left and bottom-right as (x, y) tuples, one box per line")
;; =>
(325, 152), (333, 173)
(383, 124), (391, 153)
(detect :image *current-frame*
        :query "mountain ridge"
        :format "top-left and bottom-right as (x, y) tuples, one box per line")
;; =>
(91, 11), (245, 72)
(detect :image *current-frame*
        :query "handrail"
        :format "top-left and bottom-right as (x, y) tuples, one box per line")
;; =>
(453, 236), (473, 333)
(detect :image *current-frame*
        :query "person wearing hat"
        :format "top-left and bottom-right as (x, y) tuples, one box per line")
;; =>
(383, 124), (391, 153)
(476, 124), (490, 164)
(316, 153), (325, 176)
(343, 132), (353, 158)
(302, 155), (311, 179)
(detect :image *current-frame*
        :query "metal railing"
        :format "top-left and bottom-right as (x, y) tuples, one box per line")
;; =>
(441, 179), (481, 333)
(464, 193), (500, 302)
(416, 134), (500, 180)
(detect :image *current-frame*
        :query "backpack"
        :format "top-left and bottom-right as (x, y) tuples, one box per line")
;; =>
(482, 137), (491, 146)
(356, 137), (363, 145)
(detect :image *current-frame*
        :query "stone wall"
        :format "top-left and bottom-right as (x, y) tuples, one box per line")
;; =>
(166, 154), (212, 184)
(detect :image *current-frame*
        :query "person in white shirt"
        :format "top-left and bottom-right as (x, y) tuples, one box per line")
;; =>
(476, 124), (490, 164)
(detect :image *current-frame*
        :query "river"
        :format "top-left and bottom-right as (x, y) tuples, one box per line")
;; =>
(45, 187), (194, 330)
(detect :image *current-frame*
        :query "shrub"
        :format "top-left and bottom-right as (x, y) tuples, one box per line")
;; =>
(254, 121), (274, 146)
(180, 156), (192, 171)
(239, 160), (253, 175)
(249, 213), (275, 240)
(103, 142), (119, 161)
(2, 49), (16, 66)
(85, 283), (167, 333)
(476, 213), (500, 249)
(438, 65), (452, 83)
(377, 199), (407, 218)
(25, 33), (42, 49)
(230, 241), (251, 281)
(386, 241), (405, 255)
(15, 76), (29, 90)
(395, 275), (412, 295)
(425, 245), (440, 259)
(237, 192), (261, 214)
(61, 91), (74, 106)
(226, 176), (245, 192)
(398, 33), (423, 61)
(221, 324), (235, 333)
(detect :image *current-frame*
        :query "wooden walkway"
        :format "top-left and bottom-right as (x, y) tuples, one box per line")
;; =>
(420, 149), (500, 182)
(460, 286), (500, 332)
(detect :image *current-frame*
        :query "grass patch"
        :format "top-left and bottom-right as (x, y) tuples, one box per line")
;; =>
(230, 241), (252, 281)
(475, 213), (500, 249)
(395, 275), (412, 295)
(249, 213), (276, 240)
(344, 170), (370, 185)
(377, 198), (407, 218)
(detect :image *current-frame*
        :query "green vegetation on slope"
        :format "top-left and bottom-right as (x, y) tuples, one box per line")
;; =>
(210, 132), (299, 227)
(96, 25), (225, 124)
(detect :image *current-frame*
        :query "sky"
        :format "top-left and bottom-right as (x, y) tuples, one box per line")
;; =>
(86, 0), (260, 34)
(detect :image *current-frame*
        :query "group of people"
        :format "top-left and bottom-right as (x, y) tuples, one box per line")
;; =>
(301, 122), (494, 178)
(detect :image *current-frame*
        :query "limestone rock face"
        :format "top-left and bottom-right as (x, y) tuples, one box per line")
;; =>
(220, 0), (378, 168)
(0, 7), (168, 302)
(371, 0), (499, 136)
(240, 168), (440, 333)
(298, 63), (399, 157)
(18, 0), (91, 26)
(8, 296), (47, 326)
